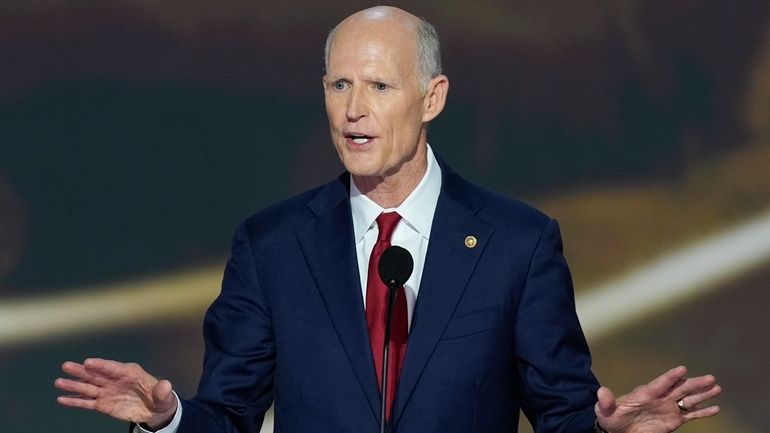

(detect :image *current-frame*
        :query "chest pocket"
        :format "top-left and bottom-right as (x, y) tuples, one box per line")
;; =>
(440, 305), (502, 340)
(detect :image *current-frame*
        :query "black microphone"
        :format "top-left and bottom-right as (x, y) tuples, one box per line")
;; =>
(378, 245), (414, 290)
(376, 245), (413, 433)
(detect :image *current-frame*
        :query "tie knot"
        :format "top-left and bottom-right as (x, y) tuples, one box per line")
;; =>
(376, 212), (401, 242)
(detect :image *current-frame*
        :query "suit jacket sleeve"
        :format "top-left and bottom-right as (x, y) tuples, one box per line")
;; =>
(178, 221), (275, 433)
(514, 218), (599, 433)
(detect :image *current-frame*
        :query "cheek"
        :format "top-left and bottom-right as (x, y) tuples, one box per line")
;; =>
(393, 105), (425, 139)
(324, 98), (344, 122)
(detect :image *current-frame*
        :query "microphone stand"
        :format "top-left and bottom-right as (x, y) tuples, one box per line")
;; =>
(376, 245), (413, 433)
(380, 278), (399, 433)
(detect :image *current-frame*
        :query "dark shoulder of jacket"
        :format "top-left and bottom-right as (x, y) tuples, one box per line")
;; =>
(236, 173), (349, 243)
(439, 161), (553, 233)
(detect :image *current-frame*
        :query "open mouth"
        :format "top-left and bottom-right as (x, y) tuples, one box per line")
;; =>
(345, 133), (374, 144)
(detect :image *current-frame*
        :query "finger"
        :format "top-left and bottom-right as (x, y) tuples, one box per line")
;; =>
(57, 394), (97, 410)
(680, 384), (722, 410)
(83, 358), (132, 380)
(61, 360), (114, 386)
(595, 386), (617, 417)
(152, 380), (177, 413)
(682, 404), (721, 421)
(61, 361), (87, 378)
(672, 374), (718, 400)
(54, 378), (101, 398)
(645, 365), (688, 397)
(153, 379), (173, 402)
(84, 358), (152, 386)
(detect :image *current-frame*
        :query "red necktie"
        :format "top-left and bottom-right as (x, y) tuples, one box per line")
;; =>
(366, 212), (408, 422)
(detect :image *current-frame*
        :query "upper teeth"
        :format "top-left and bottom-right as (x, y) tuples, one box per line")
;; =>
(353, 137), (369, 144)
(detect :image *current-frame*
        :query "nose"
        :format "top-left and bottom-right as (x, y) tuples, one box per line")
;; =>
(345, 86), (368, 121)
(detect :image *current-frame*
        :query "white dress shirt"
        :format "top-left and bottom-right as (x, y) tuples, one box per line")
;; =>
(138, 146), (442, 433)
(350, 145), (442, 329)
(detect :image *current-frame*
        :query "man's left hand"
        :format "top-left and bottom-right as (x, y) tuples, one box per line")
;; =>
(595, 365), (721, 433)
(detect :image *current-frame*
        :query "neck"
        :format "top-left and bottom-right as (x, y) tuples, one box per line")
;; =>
(353, 145), (428, 209)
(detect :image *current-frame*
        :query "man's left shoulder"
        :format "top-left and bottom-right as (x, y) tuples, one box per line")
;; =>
(443, 169), (553, 232)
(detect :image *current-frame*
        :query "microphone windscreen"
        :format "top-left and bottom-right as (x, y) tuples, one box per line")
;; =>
(378, 245), (414, 287)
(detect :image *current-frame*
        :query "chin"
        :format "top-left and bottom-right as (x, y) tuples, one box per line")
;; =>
(339, 155), (383, 177)
(345, 165), (382, 178)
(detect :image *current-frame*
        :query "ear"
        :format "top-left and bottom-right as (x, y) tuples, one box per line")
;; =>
(421, 74), (449, 123)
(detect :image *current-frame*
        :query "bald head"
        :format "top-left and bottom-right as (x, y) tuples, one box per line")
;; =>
(324, 6), (441, 94)
(345, 5), (420, 27)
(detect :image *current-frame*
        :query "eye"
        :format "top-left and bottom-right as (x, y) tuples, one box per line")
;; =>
(373, 82), (389, 92)
(332, 80), (347, 91)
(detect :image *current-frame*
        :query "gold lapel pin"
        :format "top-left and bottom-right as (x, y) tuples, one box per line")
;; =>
(464, 235), (477, 248)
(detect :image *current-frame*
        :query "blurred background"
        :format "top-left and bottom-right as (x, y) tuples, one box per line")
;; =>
(2, 0), (769, 431)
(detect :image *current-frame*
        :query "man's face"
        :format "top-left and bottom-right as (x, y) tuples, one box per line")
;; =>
(323, 19), (428, 181)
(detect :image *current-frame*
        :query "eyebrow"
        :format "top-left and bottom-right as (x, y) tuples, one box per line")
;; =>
(363, 75), (396, 84)
(329, 74), (399, 86)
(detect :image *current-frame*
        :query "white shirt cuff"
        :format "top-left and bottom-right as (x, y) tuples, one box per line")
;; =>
(133, 391), (183, 433)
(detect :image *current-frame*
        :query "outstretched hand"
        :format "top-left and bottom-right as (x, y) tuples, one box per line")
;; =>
(55, 358), (177, 430)
(595, 366), (721, 433)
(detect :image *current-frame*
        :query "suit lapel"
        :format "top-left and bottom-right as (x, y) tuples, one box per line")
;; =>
(391, 169), (493, 426)
(294, 165), (493, 427)
(295, 176), (382, 423)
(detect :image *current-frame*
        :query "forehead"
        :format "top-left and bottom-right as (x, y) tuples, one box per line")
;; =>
(327, 20), (418, 77)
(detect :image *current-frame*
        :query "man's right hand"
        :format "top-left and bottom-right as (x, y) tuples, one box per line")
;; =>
(55, 358), (177, 431)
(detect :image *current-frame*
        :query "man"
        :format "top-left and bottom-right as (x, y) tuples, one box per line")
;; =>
(55, 6), (721, 433)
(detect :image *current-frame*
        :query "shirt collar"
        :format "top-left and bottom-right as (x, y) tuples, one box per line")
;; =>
(350, 145), (442, 243)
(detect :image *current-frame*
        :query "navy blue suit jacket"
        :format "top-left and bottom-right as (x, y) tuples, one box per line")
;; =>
(177, 160), (600, 433)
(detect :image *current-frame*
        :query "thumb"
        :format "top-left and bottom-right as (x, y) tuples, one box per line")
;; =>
(144, 379), (178, 430)
(152, 379), (175, 410)
(595, 386), (617, 418)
